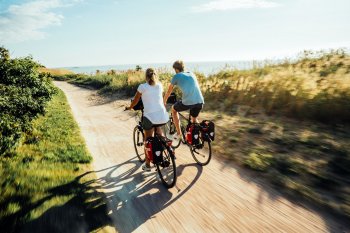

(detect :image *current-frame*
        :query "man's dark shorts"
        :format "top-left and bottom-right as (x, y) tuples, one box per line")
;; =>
(173, 101), (203, 117)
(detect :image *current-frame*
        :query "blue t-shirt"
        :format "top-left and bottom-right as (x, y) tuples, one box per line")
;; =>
(171, 72), (204, 105)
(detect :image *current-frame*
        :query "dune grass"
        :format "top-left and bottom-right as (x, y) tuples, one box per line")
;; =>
(53, 70), (173, 98)
(52, 50), (350, 123)
(200, 50), (350, 123)
(0, 89), (107, 233)
(39, 67), (74, 76)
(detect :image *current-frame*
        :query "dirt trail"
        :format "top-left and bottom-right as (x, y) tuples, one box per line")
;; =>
(55, 81), (348, 233)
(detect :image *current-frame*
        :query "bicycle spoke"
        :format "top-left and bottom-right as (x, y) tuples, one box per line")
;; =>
(156, 149), (176, 188)
(164, 121), (181, 149)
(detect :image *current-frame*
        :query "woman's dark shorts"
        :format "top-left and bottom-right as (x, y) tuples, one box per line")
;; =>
(173, 101), (203, 117)
(142, 117), (166, 131)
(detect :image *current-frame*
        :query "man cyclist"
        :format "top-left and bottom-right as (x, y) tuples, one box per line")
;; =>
(163, 60), (204, 141)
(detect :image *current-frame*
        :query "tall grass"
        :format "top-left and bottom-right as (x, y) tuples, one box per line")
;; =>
(52, 50), (350, 123)
(201, 50), (350, 123)
(64, 71), (145, 96)
(52, 70), (174, 98)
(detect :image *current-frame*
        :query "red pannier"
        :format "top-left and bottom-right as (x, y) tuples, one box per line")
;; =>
(186, 123), (201, 145)
(145, 137), (164, 164)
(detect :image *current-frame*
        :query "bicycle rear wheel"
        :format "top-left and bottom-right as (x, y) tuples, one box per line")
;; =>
(163, 121), (181, 149)
(156, 147), (177, 188)
(133, 126), (145, 162)
(190, 139), (212, 166)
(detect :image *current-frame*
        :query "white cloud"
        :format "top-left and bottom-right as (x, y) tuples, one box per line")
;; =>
(192, 0), (280, 13)
(0, 0), (81, 43)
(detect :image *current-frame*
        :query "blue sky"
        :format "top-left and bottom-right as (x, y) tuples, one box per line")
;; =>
(1, 0), (350, 67)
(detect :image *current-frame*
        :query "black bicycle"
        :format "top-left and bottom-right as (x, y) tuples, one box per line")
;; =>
(128, 101), (177, 188)
(164, 97), (213, 166)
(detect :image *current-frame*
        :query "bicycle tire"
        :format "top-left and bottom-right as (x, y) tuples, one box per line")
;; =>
(163, 121), (181, 149)
(133, 126), (145, 162)
(190, 139), (212, 166)
(156, 146), (177, 188)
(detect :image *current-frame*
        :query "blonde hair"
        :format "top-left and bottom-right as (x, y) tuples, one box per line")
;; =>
(173, 60), (184, 72)
(145, 68), (157, 85)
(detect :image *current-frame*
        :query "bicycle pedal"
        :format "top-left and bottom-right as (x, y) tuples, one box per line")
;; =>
(163, 161), (170, 167)
(194, 144), (203, 149)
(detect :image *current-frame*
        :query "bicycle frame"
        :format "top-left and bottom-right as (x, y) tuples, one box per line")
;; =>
(132, 109), (177, 188)
(172, 110), (211, 144)
(166, 109), (212, 166)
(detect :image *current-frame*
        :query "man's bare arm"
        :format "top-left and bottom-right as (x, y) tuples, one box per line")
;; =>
(163, 84), (174, 106)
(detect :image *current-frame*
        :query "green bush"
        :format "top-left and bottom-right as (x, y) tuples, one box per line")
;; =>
(319, 63), (341, 77)
(244, 152), (273, 172)
(0, 47), (56, 155)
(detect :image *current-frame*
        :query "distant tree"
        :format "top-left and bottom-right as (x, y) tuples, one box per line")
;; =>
(135, 65), (142, 71)
(107, 69), (116, 75)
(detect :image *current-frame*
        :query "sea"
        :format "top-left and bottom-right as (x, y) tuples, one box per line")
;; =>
(61, 60), (271, 76)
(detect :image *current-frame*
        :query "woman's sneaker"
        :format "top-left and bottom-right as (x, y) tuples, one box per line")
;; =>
(142, 163), (151, 172)
(173, 132), (183, 142)
(174, 132), (186, 144)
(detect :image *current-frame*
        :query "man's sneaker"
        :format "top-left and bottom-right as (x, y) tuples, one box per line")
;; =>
(142, 163), (151, 172)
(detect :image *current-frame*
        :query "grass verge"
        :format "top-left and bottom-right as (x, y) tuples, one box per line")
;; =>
(0, 89), (112, 233)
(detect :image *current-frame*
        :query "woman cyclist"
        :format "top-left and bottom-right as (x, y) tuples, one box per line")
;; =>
(126, 68), (169, 171)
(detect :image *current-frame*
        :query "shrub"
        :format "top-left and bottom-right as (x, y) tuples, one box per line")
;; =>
(319, 63), (341, 77)
(244, 152), (273, 172)
(0, 47), (56, 155)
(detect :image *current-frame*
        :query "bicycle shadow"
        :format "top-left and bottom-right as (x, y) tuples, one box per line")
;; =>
(16, 157), (203, 233)
(101, 159), (203, 232)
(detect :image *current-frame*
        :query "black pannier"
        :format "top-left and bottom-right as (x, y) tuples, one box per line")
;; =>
(166, 92), (177, 104)
(152, 136), (164, 164)
(200, 120), (215, 141)
(131, 98), (143, 110)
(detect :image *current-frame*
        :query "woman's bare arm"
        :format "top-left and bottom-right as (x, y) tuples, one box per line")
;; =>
(126, 91), (142, 110)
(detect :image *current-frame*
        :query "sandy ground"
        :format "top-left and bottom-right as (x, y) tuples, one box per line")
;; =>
(55, 81), (349, 233)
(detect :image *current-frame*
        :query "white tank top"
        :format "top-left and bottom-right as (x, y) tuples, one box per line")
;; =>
(137, 82), (169, 124)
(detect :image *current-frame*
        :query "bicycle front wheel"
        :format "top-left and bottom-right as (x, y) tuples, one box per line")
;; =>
(190, 139), (212, 166)
(156, 147), (177, 188)
(163, 121), (181, 149)
(133, 126), (145, 162)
